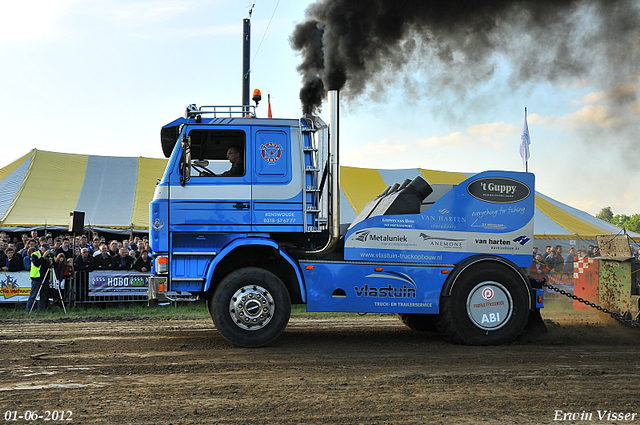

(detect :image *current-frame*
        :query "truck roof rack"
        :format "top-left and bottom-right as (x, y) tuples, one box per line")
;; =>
(185, 104), (256, 119)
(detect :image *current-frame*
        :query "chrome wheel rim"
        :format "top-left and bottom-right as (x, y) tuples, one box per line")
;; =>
(229, 285), (275, 330)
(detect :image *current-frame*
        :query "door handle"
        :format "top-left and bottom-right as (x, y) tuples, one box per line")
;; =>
(233, 203), (250, 210)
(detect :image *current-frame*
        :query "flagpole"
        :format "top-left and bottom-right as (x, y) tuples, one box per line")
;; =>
(524, 107), (528, 173)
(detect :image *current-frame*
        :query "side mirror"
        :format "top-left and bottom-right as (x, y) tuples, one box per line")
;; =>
(179, 135), (191, 186)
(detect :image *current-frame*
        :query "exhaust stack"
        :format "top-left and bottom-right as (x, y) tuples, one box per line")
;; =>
(306, 90), (340, 257)
(242, 17), (251, 110)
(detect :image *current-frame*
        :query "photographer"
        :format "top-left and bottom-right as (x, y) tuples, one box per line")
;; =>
(26, 242), (53, 312)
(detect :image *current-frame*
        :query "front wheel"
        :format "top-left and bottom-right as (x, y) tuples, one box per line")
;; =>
(436, 263), (530, 345)
(209, 267), (291, 348)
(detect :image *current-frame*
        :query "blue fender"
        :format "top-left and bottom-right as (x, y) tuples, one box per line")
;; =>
(203, 238), (307, 302)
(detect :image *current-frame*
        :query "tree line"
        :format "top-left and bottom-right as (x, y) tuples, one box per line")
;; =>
(596, 206), (640, 233)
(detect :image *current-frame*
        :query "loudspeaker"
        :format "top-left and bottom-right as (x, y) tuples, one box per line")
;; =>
(69, 211), (85, 233)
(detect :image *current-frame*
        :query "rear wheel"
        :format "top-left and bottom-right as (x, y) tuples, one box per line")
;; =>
(209, 267), (291, 348)
(436, 263), (529, 345)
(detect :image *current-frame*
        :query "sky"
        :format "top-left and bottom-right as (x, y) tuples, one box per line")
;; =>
(0, 0), (638, 217)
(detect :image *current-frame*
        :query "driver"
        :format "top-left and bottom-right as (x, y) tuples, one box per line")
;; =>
(215, 146), (244, 177)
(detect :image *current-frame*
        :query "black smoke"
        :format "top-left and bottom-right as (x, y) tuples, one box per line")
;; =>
(290, 0), (640, 116)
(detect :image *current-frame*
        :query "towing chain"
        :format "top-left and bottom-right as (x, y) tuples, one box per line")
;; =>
(541, 281), (640, 328)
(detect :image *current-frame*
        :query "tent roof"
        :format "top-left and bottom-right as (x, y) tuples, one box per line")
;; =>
(0, 149), (167, 234)
(0, 150), (633, 240)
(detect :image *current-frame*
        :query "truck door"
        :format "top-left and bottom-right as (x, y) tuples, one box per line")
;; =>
(169, 128), (252, 231)
(251, 127), (303, 232)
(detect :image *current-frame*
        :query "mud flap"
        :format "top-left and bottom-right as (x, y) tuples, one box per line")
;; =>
(521, 309), (547, 339)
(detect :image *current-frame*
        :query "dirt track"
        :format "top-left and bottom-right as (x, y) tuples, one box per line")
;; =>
(1, 306), (640, 424)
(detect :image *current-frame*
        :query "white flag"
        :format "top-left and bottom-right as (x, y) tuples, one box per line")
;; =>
(519, 110), (531, 170)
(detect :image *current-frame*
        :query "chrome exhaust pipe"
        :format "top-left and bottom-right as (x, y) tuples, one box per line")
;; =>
(306, 90), (340, 257)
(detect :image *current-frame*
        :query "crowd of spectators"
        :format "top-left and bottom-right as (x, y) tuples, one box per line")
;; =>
(0, 230), (153, 275)
(530, 244), (603, 280)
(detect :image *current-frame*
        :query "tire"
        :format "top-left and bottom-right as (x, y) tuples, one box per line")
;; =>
(209, 267), (291, 348)
(436, 262), (529, 345)
(398, 314), (437, 332)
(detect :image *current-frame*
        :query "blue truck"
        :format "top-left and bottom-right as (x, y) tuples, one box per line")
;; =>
(148, 90), (544, 347)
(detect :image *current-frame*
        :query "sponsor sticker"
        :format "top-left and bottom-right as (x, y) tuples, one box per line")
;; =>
(261, 142), (282, 164)
(467, 177), (530, 204)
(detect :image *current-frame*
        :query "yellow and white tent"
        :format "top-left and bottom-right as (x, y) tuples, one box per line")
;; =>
(0, 149), (166, 233)
(0, 150), (636, 245)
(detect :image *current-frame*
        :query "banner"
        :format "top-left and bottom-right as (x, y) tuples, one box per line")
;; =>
(0, 271), (32, 302)
(1, 270), (193, 302)
(89, 271), (150, 296)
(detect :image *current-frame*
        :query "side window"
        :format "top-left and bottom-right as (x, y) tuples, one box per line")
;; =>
(188, 130), (246, 177)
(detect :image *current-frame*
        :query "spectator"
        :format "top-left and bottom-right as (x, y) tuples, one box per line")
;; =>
(94, 244), (114, 270)
(113, 247), (134, 271)
(554, 245), (564, 266)
(53, 254), (72, 303)
(564, 247), (577, 273)
(1, 247), (24, 272)
(53, 253), (71, 289)
(22, 239), (37, 258)
(134, 250), (152, 272)
(75, 247), (94, 301)
(532, 246), (539, 259)
(75, 248), (95, 273)
(16, 233), (29, 252)
(544, 250), (563, 273)
(108, 240), (119, 258)
(55, 238), (74, 261)
(78, 235), (89, 251)
(23, 247), (35, 270)
(530, 253), (549, 280)
(89, 238), (101, 255)
(542, 245), (552, 261)
(143, 240), (151, 257)
(128, 239), (139, 256)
